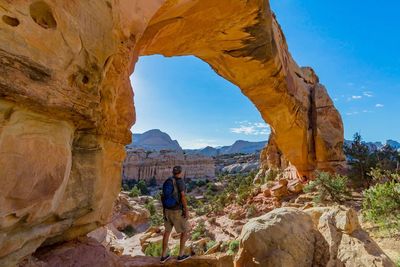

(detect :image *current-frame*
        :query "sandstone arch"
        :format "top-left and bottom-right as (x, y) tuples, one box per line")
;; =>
(0, 0), (344, 265)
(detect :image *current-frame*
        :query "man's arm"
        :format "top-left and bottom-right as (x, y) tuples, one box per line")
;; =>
(180, 191), (189, 218)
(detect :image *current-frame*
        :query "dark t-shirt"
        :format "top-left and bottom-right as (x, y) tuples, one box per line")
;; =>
(175, 177), (186, 193)
(169, 177), (185, 210)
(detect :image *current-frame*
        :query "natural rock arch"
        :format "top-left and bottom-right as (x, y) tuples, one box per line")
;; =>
(0, 0), (344, 265)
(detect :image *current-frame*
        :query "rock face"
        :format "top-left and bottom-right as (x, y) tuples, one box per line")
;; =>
(123, 149), (215, 184)
(235, 207), (394, 267)
(0, 0), (345, 264)
(216, 153), (260, 174)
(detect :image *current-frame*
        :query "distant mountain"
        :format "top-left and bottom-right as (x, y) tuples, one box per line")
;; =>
(128, 129), (267, 156)
(386, 140), (400, 150)
(127, 129), (182, 152)
(185, 140), (267, 156)
(344, 139), (400, 151)
(219, 140), (267, 155)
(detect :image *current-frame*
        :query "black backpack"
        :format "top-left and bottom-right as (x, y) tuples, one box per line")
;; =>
(161, 177), (181, 209)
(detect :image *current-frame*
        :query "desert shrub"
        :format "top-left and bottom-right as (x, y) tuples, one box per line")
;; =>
(264, 169), (281, 183)
(171, 245), (180, 256)
(226, 240), (239, 255)
(129, 186), (141, 198)
(148, 176), (157, 187)
(369, 168), (400, 183)
(396, 258), (400, 267)
(144, 200), (163, 226)
(122, 179), (137, 191)
(206, 240), (217, 251)
(137, 179), (149, 195)
(121, 225), (136, 237)
(363, 180), (400, 232)
(246, 204), (257, 218)
(145, 200), (156, 215)
(304, 172), (349, 203)
(191, 220), (206, 241)
(144, 242), (162, 257)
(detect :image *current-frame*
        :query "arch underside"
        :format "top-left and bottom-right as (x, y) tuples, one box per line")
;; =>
(0, 0), (344, 265)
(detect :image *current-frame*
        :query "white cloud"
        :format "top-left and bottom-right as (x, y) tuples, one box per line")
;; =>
(230, 121), (270, 136)
(351, 95), (362, 99)
(363, 91), (373, 97)
(375, 104), (384, 108)
(346, 111), (359, 116)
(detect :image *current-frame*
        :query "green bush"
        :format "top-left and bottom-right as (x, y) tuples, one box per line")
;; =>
(206, 240), (217, 251)
(363, 180), (400, 232)
(144, 242), (162, 257)
(150, 213), (163, 227)
(304, 172), (349, 203)
(129, 186), (141, 198)
(226, 240), (239, 255)
(137, 179), (149, 195)
(246, 204), (257, 218)
(148, 176), (157, 187)
(171, 245), (180, 256)
(396, 258), (400, 267)
(191, 220), (206, 241)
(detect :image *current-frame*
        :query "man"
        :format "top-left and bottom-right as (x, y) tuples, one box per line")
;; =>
(160, 166), (191, 263)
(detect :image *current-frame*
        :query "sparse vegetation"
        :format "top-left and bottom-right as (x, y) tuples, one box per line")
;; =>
(191, 220), (207, 241)
(129, 186), (141, 198)
(362, 170), (400, 232)
(144, 242), (162, 257)
(304, 171), (350, 203)
(246, 204), (257, 218)
(344, 132), (399, 186)
(226, 240), (239, 255)
(122, 179), (137, 191)
(145, 199), (163, 226)
(206, 240), (217, 251)
(137, 179), (149, 195)
(171, 245), (180, 256)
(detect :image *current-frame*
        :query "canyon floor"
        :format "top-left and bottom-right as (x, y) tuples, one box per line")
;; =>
(78, 173), (399, 265)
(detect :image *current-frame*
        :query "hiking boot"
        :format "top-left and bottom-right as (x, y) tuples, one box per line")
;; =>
(160, 254), (171, 264)
(177, 254), (191, 262)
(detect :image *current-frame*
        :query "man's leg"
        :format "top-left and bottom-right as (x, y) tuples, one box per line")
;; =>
(162, 231), (171, 258)
(179, 230), (189, 257)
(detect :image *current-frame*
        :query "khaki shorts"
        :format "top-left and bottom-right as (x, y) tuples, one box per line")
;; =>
(164, 209), (189, 234)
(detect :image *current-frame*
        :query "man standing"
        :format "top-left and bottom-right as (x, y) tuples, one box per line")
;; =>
(160, 166), (191, 263)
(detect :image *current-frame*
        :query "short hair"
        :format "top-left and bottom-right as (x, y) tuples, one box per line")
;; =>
(172, 166), (182, 175)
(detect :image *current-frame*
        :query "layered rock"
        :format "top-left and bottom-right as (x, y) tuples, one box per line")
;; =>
(123, 149), (215, 184)
(215, 153), (260, 174)
(0, 0), (345, 264)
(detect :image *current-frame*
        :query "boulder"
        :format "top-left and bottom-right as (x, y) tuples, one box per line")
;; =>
(235, 206), (395, 267)
(235, 208), (315, 267)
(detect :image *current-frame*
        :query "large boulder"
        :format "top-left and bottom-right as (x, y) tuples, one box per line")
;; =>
(235, 208), (316, 267)
(235, 207), (395, 267)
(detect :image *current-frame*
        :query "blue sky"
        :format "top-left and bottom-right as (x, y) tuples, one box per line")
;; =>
(130, 1), (400, 149)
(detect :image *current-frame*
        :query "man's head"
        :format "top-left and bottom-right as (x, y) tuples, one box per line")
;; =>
(172, 165), (183, 178)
